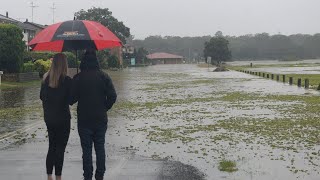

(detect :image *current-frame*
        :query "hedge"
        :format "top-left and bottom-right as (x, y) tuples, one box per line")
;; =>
(0, 24), (25, 73)
(34, 59), (52, 77)
(23, 51), (78, 68)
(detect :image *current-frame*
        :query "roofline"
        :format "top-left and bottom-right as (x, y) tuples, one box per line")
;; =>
(24, 21), (46, 29)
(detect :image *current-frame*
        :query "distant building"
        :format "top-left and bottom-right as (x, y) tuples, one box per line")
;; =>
(122, 44), (135, 54)
(147, 52), (184, 65)
(0, 12), (45, 48)
(23, 19), (46, 34)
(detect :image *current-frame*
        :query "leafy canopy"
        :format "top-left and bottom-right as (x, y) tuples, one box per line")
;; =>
(75, 7), (130, 44)
(204, 36), (231, 64)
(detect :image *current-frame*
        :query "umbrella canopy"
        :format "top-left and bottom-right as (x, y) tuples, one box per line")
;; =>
(29, 20), (122, 52)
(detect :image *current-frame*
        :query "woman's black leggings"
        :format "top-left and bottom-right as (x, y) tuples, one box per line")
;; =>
(46, 123), (70, 176)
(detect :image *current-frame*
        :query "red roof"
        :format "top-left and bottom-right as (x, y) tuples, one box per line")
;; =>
(147, 52), (183, 60)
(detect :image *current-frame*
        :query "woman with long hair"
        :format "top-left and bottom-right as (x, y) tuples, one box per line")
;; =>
(40, 53), (72, 180)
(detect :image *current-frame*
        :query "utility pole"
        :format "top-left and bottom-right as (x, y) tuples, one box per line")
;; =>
(51, 3), (56, 24)
(30, 2), (39, 22)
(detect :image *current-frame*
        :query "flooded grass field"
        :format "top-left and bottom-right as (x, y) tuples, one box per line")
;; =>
(108, 64), (320, 180)
(0, 64), (319, 180)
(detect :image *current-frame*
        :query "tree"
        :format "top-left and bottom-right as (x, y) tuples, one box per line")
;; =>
(135, 47), (149, 64)
(204, 36), (231, 65)
(108, 55), (120, 69)
(75, 7), (130, 43)
(132, 33), (320, 61)
(97, 50), (110, 69)
(0, 24), (25, 73)
(215, 31), (223, 37)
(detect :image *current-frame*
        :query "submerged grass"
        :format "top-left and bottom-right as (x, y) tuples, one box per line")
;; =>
(140, 79), (218, 91)
(112, 67), (320, 175)
(218, 160), (238, 172)
(125, 91), (320, 153)
(0, 80), (41, 89)
(0, 106), (42, 120)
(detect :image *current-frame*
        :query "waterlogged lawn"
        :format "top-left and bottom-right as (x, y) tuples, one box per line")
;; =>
(228, 64), (320, 89)
(109, 67), (320, 179)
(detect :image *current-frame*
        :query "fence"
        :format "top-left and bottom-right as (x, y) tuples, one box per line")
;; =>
(237, 70), (311, 89)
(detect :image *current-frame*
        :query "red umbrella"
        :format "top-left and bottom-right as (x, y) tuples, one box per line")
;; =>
(29, 20), (122, 52)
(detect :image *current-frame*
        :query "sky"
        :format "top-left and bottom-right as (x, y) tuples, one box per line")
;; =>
(2, 0), (320, 39)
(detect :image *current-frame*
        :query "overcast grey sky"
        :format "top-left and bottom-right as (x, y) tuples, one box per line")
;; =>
(2, 0), (320, 39)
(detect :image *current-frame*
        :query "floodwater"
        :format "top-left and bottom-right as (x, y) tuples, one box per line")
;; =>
(0, 85), (42, 137)
(0, 64), (319, 180)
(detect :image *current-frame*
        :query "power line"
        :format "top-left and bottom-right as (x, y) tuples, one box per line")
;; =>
(51, 3), (56, 24)
(30, 2), (39, 22)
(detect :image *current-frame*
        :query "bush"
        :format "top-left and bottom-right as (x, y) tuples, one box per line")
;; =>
(108, 55), (120, 69)
(23, 51), (55, 63)
(24, 51), (79, 68)
(64, 52), (78, 68)
(34, 59), (51, 77)
(0, 24), (25, 73)
(97, 50), (110, 69)
(22, 61), (36, 73)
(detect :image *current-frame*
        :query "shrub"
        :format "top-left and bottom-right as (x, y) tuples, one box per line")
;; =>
(64, 52), (78, 68)
(22, 61), (36, 73)
(0, 24), (25, 73)
(24, 51), (80, 68)
(97, 50), (110, 69)
(34, 59), (52, 77)
(23, 51), (55, 62)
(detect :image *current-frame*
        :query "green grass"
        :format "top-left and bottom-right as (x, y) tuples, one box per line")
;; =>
(0, 80), (41, 89)
(218, 160), (238, 172)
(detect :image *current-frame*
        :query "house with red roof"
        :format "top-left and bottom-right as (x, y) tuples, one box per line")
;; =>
(147, 52), (184, 65)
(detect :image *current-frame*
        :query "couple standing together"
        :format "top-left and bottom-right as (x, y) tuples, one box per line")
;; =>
(40, 50), (117, 180)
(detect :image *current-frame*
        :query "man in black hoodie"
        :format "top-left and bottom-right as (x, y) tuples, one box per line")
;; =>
(72, 50), (117, 180)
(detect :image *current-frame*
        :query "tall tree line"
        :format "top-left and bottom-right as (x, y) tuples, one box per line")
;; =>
(132, 33), (320, 61)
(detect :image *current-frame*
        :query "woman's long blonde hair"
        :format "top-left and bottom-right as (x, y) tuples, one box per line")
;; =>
(43, 53), (68, 88)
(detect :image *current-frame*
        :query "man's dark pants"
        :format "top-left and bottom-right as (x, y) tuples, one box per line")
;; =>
(78, 123), (107, 180)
